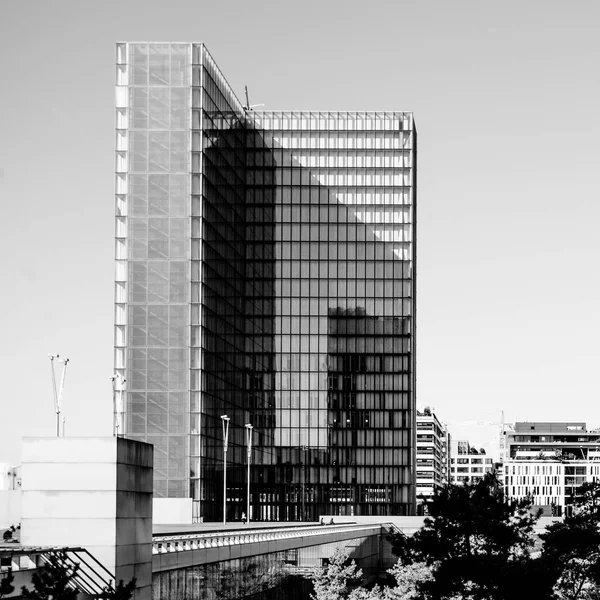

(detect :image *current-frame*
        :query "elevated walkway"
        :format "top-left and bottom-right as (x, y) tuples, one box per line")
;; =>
(152, 522), (387, 572)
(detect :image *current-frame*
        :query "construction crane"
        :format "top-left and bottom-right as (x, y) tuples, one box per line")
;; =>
(49, 354), (69, 437)
(110, 374), (126, 436)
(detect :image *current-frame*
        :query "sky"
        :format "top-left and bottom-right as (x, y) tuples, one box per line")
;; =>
(1, 0), (599, 464)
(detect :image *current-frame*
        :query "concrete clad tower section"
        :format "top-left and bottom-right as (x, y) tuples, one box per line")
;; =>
(20, 437), (153, 600)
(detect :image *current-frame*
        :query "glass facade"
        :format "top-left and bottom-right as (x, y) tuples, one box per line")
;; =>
(153, 553), (312, 600)
(115, 43), (192, 498)
(116, 43), (416, 519)
(153, 533), (381, 599)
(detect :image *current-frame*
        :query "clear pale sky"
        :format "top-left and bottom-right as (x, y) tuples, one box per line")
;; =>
(1, 0), (599, 464)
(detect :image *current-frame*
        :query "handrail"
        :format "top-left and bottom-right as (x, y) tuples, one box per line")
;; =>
(39, 548), (115, 596)
(0, 546), (116, 596)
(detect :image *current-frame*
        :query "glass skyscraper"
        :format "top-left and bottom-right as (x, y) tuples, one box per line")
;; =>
(115, 42), (417, 520)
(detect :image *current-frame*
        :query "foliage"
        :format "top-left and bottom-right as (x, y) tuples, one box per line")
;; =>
(2, 527), (17, 543)
(347, 586), (385, 600)
(21, 552), (79, 600)
(311, 548), (441, 600)
(540, 485), (600, 600)
(389, 472), (551, 600)
(310, 547), (363, 600)
(572, 481), (600, 516)
(100, 578), (136, 600)
(317, 479), (600, 600)
(20, 552), (137, 600)
(552, 554), (600, 600)
(0, 568), (15, 599)
(385, 561), (436, 599)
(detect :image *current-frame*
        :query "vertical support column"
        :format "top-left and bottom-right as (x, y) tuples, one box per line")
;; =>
(115, 42), (129, 435)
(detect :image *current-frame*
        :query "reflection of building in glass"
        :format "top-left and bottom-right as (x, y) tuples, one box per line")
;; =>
(115, 42), (417, 520)
(416, 408), (450, 506)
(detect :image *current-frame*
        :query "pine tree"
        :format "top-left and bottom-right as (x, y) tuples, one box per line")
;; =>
(389, 472), (553, 600)
(541, 482), (600, 600)
(100, 578), (136, 600)
(21, 552), (79, 600)
(310, 547), (363, 600)
(0, 568), (15, 599)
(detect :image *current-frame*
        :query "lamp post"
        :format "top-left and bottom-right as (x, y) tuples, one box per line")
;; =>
(301, 445), (307, 521)
(49, 354), (69, 437)
(221, 415), (230, 524)
(110, 373), (126, 436)
(245, 424), (253, 522)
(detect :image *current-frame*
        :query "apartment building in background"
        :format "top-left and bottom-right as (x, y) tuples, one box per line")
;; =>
(503, 421), (600, 515)
(114, 43), (417, 520)
(416, 408), (450, 506)
(449, 439), (494, 485)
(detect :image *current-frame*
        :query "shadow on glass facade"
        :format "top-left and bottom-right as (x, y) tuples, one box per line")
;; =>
(116, 43), (416, 520)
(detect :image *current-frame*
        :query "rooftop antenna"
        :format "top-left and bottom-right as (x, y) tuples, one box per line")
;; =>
(243, 85), (265, 112)
(110, 373), (126, 436)
(49, 354), (69, 437)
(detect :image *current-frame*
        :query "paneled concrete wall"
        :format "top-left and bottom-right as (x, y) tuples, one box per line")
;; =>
(116, 437), (153, 600)
(21, 437), (153, 600)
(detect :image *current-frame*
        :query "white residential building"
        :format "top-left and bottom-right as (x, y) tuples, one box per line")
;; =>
(502, 421), (600, 515)
(449, 440), (494, 484)
(416, 408), (450, 503)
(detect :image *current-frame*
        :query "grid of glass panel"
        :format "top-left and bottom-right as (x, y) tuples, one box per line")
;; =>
(116, 43), (416, 518)
(248, 111), (416, 518)
(189, 45), (272, 519)
(116, 43), (274, 516)
(116, 43), (192, 498)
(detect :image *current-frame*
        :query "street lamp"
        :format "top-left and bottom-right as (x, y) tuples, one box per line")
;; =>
(49, 354), (69, 437)
(110, 373), (126, 436)
(301, 445), (307, 521)
(221, 415), (230, 524)
(245, 424), (253, 522)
